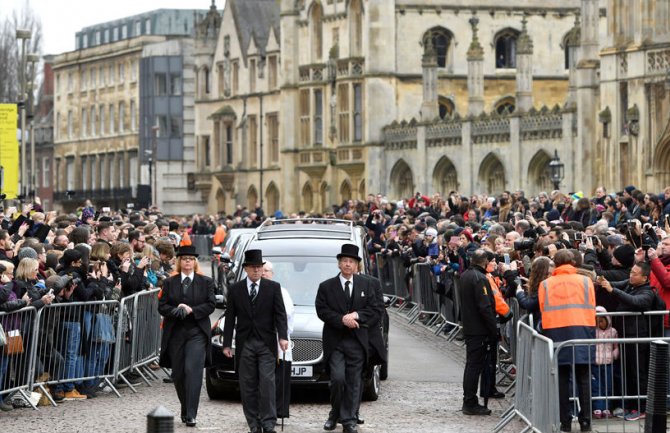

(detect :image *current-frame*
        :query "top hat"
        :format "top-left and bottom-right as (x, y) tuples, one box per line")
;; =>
(176, 245), (199, 258)
(337, 244), (361, 262)
(243, 249), (265, 266)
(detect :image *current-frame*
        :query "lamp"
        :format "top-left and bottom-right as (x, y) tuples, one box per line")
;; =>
(26, 53), (39, 199)
(548, 149), (564, 190)
(16, 29), (31, 201)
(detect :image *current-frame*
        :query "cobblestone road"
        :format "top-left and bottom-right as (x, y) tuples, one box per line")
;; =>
(0, 309), (524, 433)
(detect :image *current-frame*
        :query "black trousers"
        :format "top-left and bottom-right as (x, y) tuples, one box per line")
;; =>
(167, 324), (207, 419)
(623, 342), (649, 412)
(239, 337), (277, 431)
(558, 364), (591, 426)
(328, 336), (365, 427)
(463, 335), (487, 408)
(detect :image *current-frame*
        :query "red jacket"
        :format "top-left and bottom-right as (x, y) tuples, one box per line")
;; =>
(649, 256), (670, 328)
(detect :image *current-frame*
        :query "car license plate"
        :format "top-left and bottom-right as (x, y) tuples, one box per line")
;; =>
(291, 366), (313, 377)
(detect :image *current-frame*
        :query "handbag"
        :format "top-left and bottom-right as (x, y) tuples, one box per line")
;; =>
(92, 313), (116, 344)
(4, 329), (24, 355)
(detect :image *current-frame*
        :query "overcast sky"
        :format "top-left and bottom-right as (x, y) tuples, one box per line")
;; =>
(1, 0), (224, 55)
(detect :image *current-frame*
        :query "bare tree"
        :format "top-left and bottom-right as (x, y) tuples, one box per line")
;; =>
(0, 1), (43, 105)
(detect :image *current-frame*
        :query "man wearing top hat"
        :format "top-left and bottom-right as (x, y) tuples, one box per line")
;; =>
(158, 245), (216, 427)
(315, 244), (380, 433)
(223, 249), (288, 433)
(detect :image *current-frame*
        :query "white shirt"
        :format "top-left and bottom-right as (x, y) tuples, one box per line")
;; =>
(278, 287), (295, 361)
(339, 274), (353, 293)
(181, 272), (194, 283)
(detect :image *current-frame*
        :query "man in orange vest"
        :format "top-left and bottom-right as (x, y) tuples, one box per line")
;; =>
(539, 250), (596, 433)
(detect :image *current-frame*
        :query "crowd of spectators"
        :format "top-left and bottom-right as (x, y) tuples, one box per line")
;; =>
(1, 184), (669, 422)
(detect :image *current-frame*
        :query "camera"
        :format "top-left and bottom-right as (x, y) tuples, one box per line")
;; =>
(514, 239), (535, 251)
(574, 232), (583, 241)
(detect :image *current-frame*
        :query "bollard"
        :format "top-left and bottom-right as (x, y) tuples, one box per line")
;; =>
(644, 340), (668, 433)
(147, 405), (174, 433)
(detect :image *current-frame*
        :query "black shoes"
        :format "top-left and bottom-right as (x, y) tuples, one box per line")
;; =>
(343, 426), (358, 433)
(185, 418), (196, 427)
(579, 421), (591, 432)
(488, 390), (505, 399)
(323, 418), (337, 431)
(263, 429), (277, 433)
(560, 422), (571, 432)
(462, 404), (492, 416)
(356, 413), (364, 424)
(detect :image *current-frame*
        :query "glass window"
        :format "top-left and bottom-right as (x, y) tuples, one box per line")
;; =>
(135, 21), (141, 36)
(353, 84), (363, 142)
(170, 116), (181, 138)
(82, 34), (88, 49)
(82, 157), (89, 191)
(99, 66), (105, 87)
(170, 74), (181, 95)
(104, 29), (109, 44)
(131, 59), (137, 81)
(99, 105), (105, 135)
(109, 104), (115, 134)
(118, 102), (125, 133)
(42, 157), (50, 189)
(226, 125), (233, 165)
(155, 73), (167, 95)
(118, 63), (125, 83)
(156, 115), (168, 137)
(112, 27), (118, 41)
(314, 89), (323, 145)
(130, 100), (136, 131)
(145, 18), (151, 35)
(66, 158), (75, 190)
(121, 25), (127, 39)
(67, 110), (73, 138)
(90, 68), (96, 87)
(108, 64), (114, 86)
(90, 107), (96, 136)
(81, 68), (87, 91)
(95, 31), (101, 45)
(81, 108), (87, 137)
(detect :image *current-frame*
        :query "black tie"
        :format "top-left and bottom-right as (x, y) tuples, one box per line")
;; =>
(182, 277), (191, 298)
(250, 282), (257, 305)
(345, 281), (351, 305)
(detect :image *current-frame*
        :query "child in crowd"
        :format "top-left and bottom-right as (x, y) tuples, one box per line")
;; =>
(592, 306), (619, 418)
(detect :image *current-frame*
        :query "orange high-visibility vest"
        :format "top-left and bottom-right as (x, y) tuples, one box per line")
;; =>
(540, 271), (596, 329)
(213, 226), (226, 245)
(487, 274), (511, 318)
(180, 231), (192, 247)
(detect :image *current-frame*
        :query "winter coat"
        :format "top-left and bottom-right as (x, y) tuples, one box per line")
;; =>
(595, 306), (619, 365)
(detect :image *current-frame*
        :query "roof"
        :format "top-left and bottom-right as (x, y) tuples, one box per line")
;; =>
(229, 0), (280, 62)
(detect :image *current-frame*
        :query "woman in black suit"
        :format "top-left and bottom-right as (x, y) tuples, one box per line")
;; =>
(158, 245), (216, 428)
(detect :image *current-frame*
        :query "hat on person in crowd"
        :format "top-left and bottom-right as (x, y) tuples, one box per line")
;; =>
(414, 222), (426, 233)
(274, 210), (284, 219)
(34, 281), (46, 291)
(45, 275), (70, 291)
(624, 185), (636, 194)
(243, 249), (265, 266)
(176, 245), (199, 258)
(606, 234), (624, 247)
(595, 204), (606, 213)
(613, 244), (636, 268)
(98, 216), (112, 222)
(425, 228), (438, 238)
(571, 191), (584, 200)
(18, 247), (38, 261)
(336, 244), (361, 262)
(461, 229), (474, 243)
(425, 216), (437, 228)
(60, 249), (83, 268)
(546, 209), (561, 223)
(453, 227), (464, 236)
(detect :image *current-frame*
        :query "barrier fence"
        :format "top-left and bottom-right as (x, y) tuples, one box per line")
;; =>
(0, 289), (162, 409)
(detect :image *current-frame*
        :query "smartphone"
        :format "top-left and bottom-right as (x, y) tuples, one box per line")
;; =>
(503, 254), (511, 266)
(665, 214), (670, 227)
(48, 288), (54, 296)
(102, 207), (111, 213)
(575, 232), (583, 241)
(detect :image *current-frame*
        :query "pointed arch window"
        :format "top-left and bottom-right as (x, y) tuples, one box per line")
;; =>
(349, 0), (363, 56)
(422, 27), (453, 68)
(495, 29), (520, 69)
(438, 97), (455, 120)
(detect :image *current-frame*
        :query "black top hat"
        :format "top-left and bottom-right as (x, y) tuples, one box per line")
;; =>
(176, 245), (199, 258)
(243, 249), (265, 266)
(337, 244), (361, 262)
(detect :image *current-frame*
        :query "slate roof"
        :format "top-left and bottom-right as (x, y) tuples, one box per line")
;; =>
(229, 0), (280, 62)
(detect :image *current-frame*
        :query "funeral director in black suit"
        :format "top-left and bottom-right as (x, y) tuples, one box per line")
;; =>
(223, 249), (288, 433)
(315, 244), (380, 433)
(158, 245), (216, 428)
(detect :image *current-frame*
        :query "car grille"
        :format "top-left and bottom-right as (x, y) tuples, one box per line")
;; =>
(291, 338), (323, 362)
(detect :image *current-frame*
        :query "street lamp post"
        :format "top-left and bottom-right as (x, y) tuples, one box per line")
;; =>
(16, 29), (31, 201)
(27, 53), (39, 199)
(548, 149), (565, 191)
(150, 125), (159, 208)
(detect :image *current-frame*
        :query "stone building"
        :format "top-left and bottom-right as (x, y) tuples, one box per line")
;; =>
(52, 8), (207, 212)
(194, 0), (612, 215)
(193, 0), (282, 213)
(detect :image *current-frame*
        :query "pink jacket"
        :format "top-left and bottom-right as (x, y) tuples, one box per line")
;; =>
(595, 306), (619, 365)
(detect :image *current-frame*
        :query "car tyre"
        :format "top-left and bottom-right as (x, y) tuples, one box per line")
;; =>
(205, 369), (237, 400)
(380, 360), (388, 381)
(362, 364), (381, 401)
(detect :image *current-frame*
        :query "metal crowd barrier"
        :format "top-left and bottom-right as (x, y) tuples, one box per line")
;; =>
(435, 273), (462, 341)
(495, 316), (558, 433)
(32, 301), (122, 406)
(113, 289), (161, 392)
(407, 263), (442, 327)
(375, 254), (410, 307)
(0, 307), (38, 409)
(129, 290), (162, 384)
(190, 234), (213, 258)
(497, 309), (670, 433)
